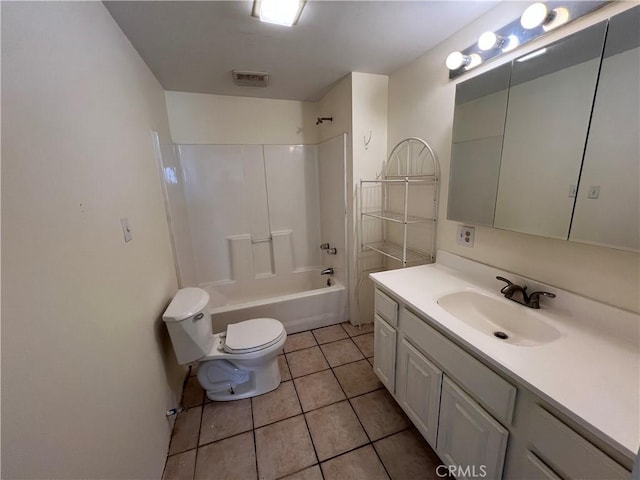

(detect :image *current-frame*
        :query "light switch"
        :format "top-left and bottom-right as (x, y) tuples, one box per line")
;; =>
(120, 217), (132, 243)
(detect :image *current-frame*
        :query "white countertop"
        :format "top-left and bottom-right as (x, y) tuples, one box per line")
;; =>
(370, 251), (640, 460)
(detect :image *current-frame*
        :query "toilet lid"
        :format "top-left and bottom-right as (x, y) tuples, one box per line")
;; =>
(224, 318), (285, 354)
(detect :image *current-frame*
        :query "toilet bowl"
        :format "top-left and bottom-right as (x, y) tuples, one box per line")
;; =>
(162, 288), (287, 401)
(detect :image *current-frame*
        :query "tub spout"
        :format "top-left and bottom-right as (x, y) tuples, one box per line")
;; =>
(321, 268), (334, 275)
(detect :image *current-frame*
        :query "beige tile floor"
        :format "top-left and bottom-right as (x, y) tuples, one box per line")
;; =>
(163, 322), (444, 480)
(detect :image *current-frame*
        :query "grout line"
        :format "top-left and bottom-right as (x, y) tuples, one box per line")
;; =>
(196, 428), (255, 450)
(351, 334), (374, 359)
(316, 335), (398, 479)
(192, 402), (205, 480)
(250, 394), (259, 479)
(274, 464), (321, 480)
(284, 352), (324, 479)
(286, 350), (370, 381)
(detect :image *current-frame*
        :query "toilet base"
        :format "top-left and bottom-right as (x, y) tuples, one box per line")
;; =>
(199, 356), (282, 401)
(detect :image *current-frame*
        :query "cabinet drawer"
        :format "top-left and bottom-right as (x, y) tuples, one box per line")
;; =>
(523, 452), (561, 480)
(529, 407), (629, 480)
(399, 307), (516, 425)
(375, 289), (398, 327)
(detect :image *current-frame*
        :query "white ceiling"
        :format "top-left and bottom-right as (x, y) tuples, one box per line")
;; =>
(105, 1), (499, 101)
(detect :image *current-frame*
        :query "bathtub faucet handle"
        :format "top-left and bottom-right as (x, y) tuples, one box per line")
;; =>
(320, 243), (330, 250)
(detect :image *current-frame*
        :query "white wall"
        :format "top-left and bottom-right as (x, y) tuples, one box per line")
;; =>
(317, 76), (354, 318)
(165, 91), (319, 145)
(317, 76), (353, 144)
(316, 73), (390, 325)
(388, 1), (640, 313)
(318, 134), (348, 290)
(350, 73), (389, 324)
(2, 3), (183, 478)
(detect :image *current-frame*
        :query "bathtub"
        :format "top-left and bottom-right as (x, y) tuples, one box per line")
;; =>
(204, 270), (348, 334)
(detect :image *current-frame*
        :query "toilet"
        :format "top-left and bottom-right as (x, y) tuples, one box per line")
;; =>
(162, 287), (287, 401)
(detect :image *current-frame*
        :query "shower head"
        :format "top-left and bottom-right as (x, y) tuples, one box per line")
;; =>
(316, 116), (333, 125)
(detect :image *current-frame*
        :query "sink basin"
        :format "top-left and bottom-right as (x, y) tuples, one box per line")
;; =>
(437, 291), (561, 346)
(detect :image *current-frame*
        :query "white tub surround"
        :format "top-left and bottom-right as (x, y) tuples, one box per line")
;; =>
(206, 270), (347, 334)
(370, 251), (638, 475)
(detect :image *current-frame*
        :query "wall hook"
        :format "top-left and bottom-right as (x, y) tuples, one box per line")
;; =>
(364, 131), (372, 150)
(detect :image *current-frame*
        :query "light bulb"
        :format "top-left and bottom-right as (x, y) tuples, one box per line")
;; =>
(465, 53), (483, 70)
(445, 51), (469, 70)
(502, 35), (519, 53)
(521, 2), (549, 29)
(543, 7), (570, 31)
(478, 32), (500, 51)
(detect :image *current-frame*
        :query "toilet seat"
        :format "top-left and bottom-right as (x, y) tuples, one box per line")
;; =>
(224, 318), (286, 354)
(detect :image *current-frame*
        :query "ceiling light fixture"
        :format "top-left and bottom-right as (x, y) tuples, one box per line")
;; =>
(252, 0), (306, 27)
(444, 1), (607, 79)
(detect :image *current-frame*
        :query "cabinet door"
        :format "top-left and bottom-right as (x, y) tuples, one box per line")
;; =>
(396, 338), (442, 447)
(437, 376), (509, 480)
(373, 315), (396, 393)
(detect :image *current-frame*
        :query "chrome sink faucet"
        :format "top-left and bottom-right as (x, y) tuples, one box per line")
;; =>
(496, 276), (556, 309)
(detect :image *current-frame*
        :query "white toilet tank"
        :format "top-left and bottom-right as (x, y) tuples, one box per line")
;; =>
(162, 287), (213, 365)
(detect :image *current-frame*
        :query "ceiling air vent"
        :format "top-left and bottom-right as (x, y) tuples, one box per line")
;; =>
(232, 70), (269, 87)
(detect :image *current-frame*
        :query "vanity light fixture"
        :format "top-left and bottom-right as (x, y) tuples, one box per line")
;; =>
(520, 2), (551, 29)
(252, 0), (306, 27)
(478, 32), (503, 51)
(543, 7), (570, 31)
(445, 1), (606, 79)
(502, 35), (520, 53)
(521, 3), (570, 31)
(466, 53), (482, 69)
(445, 51), (471, 70)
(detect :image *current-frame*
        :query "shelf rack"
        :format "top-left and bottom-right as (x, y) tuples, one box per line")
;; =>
(359, 137), (439, 268)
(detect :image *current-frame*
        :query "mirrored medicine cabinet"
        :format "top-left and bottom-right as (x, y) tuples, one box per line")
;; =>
(448, 6), (639, 252)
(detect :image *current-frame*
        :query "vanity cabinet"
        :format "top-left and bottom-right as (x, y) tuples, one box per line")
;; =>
(395, 337), (442, 446)
(371, 286), (633, 480)
(374, 287), (513, 478)
(438, 377), (509, 480)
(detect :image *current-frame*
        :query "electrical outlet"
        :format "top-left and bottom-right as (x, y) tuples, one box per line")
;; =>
(456, 225), (475, 247)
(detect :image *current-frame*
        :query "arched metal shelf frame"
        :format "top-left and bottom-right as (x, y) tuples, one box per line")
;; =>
(359, 137), (440, 268)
